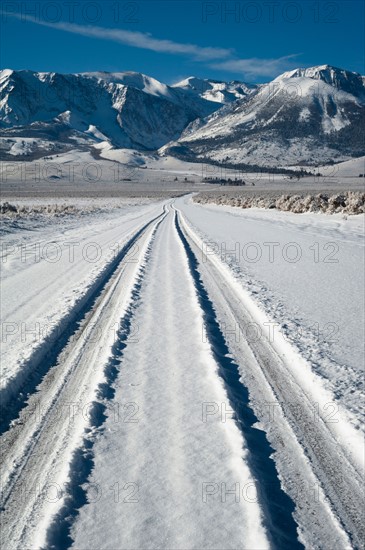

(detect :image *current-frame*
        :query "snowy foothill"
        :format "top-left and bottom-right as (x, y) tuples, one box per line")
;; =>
(1, 150), (364, 201)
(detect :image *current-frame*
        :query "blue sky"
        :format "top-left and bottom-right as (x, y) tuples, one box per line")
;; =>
(1, 0), (364, 83)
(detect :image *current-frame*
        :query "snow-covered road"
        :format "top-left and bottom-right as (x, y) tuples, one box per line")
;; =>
(1, 198), (363, 550)
(71, 205), (269, 550)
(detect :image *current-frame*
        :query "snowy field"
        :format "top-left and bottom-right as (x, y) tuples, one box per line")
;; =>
(0, 186), (364, 549)
(1, 150), (364, 198)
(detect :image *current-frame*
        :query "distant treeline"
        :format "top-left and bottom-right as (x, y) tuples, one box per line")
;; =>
(203, 177), (246, 185)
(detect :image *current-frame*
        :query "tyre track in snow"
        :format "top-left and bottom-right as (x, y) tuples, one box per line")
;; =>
(0, 206), (167, 550)
(0, 206), (167, 434)
(0, 203), (165, 418)
(175, 206), (364, 550)
(45, 210), (167, 550)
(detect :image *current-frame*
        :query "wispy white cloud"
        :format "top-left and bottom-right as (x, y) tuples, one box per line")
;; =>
(209, 55), (301, 78)
(9, 13), (232, 61)
(8, 13), (300, 79)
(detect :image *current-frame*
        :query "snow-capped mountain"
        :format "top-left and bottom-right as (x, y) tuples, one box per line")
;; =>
(277, 65), (365, 98)
(1, 65), (364, 167)
(0, 69), (251, 158)
(172, 76), (257, 104)
(172, 65), (365, 167)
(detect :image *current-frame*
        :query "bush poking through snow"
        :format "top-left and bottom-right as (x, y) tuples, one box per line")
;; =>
(1, 202), (18, 214)
(0, 202), (83, 217)
(193, 191), (365, 215)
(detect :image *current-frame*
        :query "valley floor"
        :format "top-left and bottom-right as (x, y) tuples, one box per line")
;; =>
(0, 195), (364, 549)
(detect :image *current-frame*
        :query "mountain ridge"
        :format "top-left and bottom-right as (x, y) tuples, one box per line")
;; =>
(0, 65), (364, 166)
(171, 65), (365, 167)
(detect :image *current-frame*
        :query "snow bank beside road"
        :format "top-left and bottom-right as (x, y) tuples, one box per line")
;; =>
(0, 197), (154, 218)
(194, 191), (365, 214)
